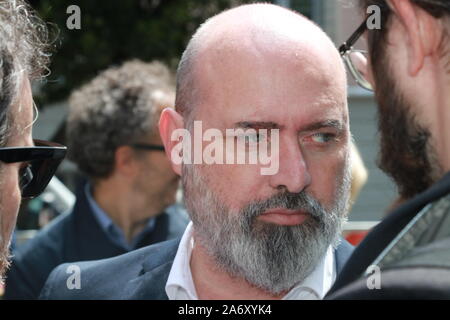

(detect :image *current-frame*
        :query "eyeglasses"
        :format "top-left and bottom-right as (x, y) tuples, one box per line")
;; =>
(128, 143), (165, 152)
(339, 16), (373, 91)
(0, 139), (67, 198)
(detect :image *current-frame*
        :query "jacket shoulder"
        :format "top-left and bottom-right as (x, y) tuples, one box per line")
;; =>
(328, 236), (450, 299)
(39, 238), (180, 300)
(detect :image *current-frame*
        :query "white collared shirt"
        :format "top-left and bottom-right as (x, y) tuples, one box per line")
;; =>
(165, 222), (336, 300)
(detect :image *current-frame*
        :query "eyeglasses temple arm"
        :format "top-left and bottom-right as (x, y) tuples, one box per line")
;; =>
(339, 18), (368, 55)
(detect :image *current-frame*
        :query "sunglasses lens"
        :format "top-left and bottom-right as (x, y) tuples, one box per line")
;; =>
(21, 158), (62, 198)
(0, 139), (67, 198)
(19, 164), (33, 191)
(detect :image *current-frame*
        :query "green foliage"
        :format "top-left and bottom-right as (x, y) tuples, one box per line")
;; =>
(29, 0), (261, 105)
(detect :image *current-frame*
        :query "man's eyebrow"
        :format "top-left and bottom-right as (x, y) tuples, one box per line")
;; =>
(234, 121), (283, 130)
(300, 119), (344, 132)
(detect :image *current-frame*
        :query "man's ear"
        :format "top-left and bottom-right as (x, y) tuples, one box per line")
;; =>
(114, 145), (138, 178)
(388, 0), (443, 76)
(159, 108), (184, 176)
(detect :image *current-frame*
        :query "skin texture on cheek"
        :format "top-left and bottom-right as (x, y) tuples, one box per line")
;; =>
(0, 163), (21, 279)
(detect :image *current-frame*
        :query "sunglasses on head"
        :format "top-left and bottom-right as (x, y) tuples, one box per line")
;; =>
(0, 139), (67, 198)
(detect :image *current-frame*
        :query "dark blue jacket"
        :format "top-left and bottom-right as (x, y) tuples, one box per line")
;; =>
(4, 187), (189, 300)
(39, 238), (353, 300)
(326, 172), (450, 299)
(328, 172), (450, 298)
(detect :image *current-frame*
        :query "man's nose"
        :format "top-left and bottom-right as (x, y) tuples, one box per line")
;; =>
(268, 140), (311, 193)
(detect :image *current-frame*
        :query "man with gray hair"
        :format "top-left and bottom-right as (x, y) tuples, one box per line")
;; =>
(40, 3), (353, 300)
(5, 60), (188, 299)
(0, 0), (66, 289)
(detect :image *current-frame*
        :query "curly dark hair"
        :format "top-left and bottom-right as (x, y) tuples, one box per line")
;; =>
(66, 60), (175, 180)
(0, 0), (51, 147)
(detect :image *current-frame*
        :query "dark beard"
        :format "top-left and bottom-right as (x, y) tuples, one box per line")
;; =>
(373, 52), (441, 199)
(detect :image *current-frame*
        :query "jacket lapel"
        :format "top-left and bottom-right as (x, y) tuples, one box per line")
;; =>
(334, 239), (354, 274)
(71, 186), (126, 261)
(122, 239), (180, 300)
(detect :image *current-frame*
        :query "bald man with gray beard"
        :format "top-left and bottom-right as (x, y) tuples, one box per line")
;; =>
(40, 3), (353, 300)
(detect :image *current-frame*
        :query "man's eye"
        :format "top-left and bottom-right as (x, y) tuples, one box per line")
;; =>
(310, 132), (336, 144)
(242, 133), (265, 144)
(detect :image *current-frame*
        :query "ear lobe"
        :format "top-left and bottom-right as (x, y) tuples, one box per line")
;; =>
(159, 108), (184, 175)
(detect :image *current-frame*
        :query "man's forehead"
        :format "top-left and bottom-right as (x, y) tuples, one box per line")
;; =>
(192, 5), (344, 86)
(186, 5), (347, 132)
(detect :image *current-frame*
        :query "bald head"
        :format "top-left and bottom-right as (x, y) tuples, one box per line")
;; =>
(175, 3), (346, 121)
(161, 4), (351, 295)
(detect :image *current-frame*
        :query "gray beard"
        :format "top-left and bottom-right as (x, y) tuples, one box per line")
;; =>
(0, 245), (11, 284)
(182, 163), (350, 295)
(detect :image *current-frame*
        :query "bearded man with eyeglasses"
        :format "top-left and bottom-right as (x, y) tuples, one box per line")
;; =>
(328, 0), (450, 299)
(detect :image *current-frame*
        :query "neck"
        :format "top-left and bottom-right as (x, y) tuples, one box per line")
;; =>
(92, 179), (173, 243)
(190, 234), (285, 300)
(431, 71), (450, 176)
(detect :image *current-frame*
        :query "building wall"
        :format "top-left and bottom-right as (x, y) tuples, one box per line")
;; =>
(346, 88), (397, 221)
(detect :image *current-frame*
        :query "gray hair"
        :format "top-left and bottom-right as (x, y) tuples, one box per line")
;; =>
(175, 24), (203, 124)
(66, 60), (175, 179)
(0, 0), (50, 147)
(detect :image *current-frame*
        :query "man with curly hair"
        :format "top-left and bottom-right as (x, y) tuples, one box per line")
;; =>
(4, 60), (188, 299)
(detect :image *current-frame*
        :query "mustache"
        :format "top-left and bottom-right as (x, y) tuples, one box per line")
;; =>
(240, 191), (326, 222)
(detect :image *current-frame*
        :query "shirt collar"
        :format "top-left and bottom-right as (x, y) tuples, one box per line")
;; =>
(282, 245), (336, 300)
(166, 222), (198, 299)
(165, 222), (336, 300)
(84, 183), (156, 251)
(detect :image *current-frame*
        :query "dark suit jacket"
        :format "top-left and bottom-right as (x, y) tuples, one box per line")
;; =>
(326, 171), (450, 298)
(4, 187), (189, 300)
(39, 238), (353, 300)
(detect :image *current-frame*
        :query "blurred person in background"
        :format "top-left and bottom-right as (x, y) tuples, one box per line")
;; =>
(328, 0), (450, 299)
(0, 0), (66, 294)
(349, 142), (368, 209)
(4, 60), (188, 299)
